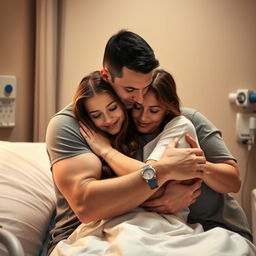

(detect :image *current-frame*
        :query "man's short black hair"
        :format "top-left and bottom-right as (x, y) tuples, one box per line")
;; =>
(103, 29), (159, 80)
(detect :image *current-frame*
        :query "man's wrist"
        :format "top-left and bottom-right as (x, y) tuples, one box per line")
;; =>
(150, 162), (172, 184)
(141, 165), (158, 190)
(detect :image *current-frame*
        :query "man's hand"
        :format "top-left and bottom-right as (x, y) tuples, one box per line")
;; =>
(141, 179), (202, 214)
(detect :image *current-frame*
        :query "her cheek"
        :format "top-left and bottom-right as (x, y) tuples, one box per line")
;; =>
(132, 109), (141, 118)
(131, 112), (136, 119)
(93, 120), (101, 129)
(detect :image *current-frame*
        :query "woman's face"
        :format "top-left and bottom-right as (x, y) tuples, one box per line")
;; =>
(85, 92), (125, 135)
(132, 90), (167, 134)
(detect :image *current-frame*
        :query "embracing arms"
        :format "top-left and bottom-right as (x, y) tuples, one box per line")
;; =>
(79, 120), (240, 194)
(79, 115), (241, 215)
(52, 138), (204, 223)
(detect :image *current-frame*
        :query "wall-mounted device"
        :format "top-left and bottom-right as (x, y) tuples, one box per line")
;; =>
(229, 89), (256, 108)
(229, 89), (256, 150)
(236, 112), (256, 143)
(0, 76), (16, 127)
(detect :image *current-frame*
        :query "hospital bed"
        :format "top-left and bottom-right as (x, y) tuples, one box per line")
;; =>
(0, 141), (255, 255)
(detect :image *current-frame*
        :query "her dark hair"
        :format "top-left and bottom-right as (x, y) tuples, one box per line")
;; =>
(150, 69), (181, 128)
(103, 29), (159, 81)
(73, 71), (138, 178)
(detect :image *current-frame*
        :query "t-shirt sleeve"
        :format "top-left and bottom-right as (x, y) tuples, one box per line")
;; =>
(144, 116), (198, 161)
(184, 109), (236, 163)
(46, 113), (92, 166)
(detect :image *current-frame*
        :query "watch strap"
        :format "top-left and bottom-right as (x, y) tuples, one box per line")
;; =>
(148, 179), (158, 189)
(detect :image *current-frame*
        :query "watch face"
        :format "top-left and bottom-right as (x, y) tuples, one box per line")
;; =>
(142, 168), (155, 180)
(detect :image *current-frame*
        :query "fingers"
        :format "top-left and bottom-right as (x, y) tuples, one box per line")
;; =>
(142, 181), (202, 213)
(188, 147), (205, 157)
(190, 198), (197, 205)
(191, 179), (202, 192)
(193, 187), (201, 199)
(79, 121), (87, 133)
(79, 127), (90, 141)
(79, 121), (87, 130)
(79, 122), (92, 140)
(79, 121), (94, 139)
(196, 161), (206, 172)
(79, 127), (86, 137)
(168, 180), (181, 185)
(143, 206), (170, 214)
(167, 137), (180, 149)
(188, 149), (206, 174)
(185, 134), (199, 148)
(79, 121), (90, 133)
(141, 197), (163, 208)
(190, 188), (201, 206)
(191, 179), (202, 189)
(197, 156), (206, 164)
(186, 181), (201, 206)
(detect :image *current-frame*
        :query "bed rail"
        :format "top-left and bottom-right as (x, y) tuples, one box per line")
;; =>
(0, 226), (24, 256)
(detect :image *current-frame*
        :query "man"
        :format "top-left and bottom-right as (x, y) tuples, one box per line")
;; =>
(46, 30), (251, 254)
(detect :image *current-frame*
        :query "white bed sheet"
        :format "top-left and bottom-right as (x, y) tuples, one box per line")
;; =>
(50, 207), (256, 256)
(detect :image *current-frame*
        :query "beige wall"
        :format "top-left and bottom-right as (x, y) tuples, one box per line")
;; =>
(0, 0), (35, 142)
(1, 0), (256, 223)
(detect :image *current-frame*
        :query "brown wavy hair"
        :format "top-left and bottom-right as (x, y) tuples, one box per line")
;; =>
(149, 69), (181, 129)
(73, 71), (138, 178)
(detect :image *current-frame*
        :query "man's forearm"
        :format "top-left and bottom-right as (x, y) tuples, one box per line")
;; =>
(202, 160), (241, 193)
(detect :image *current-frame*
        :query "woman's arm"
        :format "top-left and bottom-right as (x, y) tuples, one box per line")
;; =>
(79, 122), (147, 175)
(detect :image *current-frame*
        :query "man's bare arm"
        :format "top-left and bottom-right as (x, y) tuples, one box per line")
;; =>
(186, 134), (241, 193)
(52, 140), (204, 223)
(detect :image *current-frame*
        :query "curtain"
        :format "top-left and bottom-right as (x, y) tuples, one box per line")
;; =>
(33, 0), (59, 142)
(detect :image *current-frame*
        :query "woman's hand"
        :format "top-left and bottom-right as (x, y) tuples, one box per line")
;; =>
(158, 138), (206, 181)
(79, 122), (113, 157)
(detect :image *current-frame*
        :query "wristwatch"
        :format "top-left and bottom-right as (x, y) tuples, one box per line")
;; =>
(141, 165), (158, 190)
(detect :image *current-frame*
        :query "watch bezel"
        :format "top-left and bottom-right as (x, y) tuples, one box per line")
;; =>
(141, 165), (158, 189)
(141, 165), (156, 181)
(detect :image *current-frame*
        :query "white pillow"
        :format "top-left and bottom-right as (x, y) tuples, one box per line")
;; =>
(0, 141), (56, 256)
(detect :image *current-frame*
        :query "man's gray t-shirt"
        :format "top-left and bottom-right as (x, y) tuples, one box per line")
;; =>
(182, 108), (251, 241)
(46, 105), (252, 253)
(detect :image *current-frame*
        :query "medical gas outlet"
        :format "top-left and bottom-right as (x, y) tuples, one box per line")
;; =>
(229, 89), (256, 108)
(0, 76), (16, 127)
(229, 89), (256, 150)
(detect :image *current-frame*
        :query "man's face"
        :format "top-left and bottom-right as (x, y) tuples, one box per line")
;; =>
(101, 67), (153, 109)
